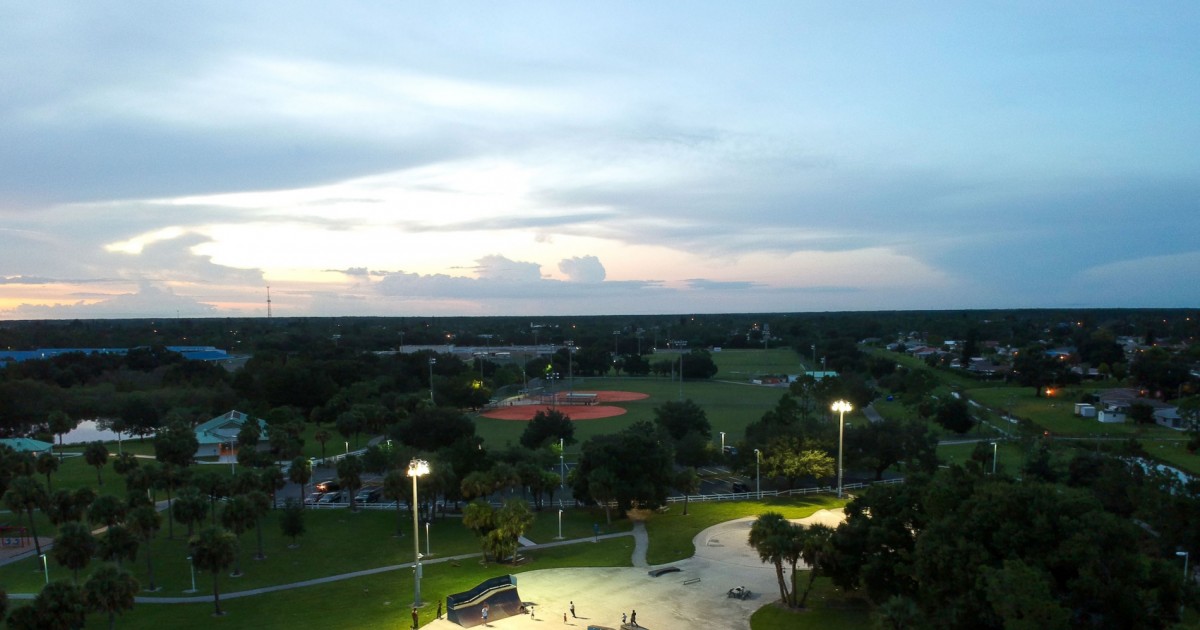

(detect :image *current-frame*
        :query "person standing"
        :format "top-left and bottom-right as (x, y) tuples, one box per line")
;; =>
(482, 605), (489, 625)
(622, 612), (627, 625)
(411, 606), (419, 629)
(570, 601), (576, 618)
(631, 609), (637, 627)
(436, 601), (442, 620)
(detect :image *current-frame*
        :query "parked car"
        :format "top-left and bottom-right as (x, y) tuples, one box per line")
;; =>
(317, 491), (343, 504)
(315, 480), (339, 493)
(355, 487), (382, 503)
(731, 482), (750, 493)
(304, 492), (326, 505)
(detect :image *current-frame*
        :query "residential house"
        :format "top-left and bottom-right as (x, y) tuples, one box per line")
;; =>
(193, 410), (269, 458)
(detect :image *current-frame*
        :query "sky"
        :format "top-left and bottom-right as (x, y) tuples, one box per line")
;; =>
(1, 2), (1198, 320)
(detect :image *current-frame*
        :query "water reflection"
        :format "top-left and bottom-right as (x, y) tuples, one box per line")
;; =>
(60, 420), (152, 445)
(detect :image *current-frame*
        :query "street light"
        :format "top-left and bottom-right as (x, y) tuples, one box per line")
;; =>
(831, 400), (853, 498)
(990, 442), (998, 475)
(408, 458), (430, 606)
(40, 553), (48, 584)
(754, 448), (761, 499)
(425, 521), (431, 558)
(720, 432), (726, 455)
(185, 556), (197, 593)
(1178, 551), (1190, 582)
(344, 441), (349, 457)
(556, 509), (564, 540)
(428, 358), (437, 405)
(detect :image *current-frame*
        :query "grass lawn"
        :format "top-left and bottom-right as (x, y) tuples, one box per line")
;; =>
(474, 375), (787, 452)
(750, 577), (872, 630)
(643, 495), (845, 565)
(710, 348), (807, 383)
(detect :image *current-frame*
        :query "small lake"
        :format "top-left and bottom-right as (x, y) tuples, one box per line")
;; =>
(59, 420), (152, 445)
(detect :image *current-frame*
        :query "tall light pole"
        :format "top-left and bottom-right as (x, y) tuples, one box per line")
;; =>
(754, 448), (761, 499)
(990, 441), (998, 475)
(40, 553), (48, 584)
(185, 556), (197, 593)
(720, 431), (726, 455)
(425, 521), (431, 558)
(559, 438), (565, 488)
(428, 358), (437, 405)
(556, 509), (564, 540)
(1178, 551), (1190, 582)
(831, 400), (853, 498)
(408, 459), (430, 606)
(566, 341), (574, 395)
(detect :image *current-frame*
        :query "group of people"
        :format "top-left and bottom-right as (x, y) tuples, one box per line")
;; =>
(413, 599), (638, 628)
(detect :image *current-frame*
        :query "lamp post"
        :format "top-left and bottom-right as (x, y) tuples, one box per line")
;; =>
(185, 556), (197, 593)
(425, 521), (431, 558)
(40, 553), (48, 584)
(559, 438), (565, 488)
(720, 431), (726, 456)
(344, 441), (349, 457)
(408, 458), (430, 606)
(566, 341), (574, 395)
(1178, 551), (1190, 582)
(556, 509), (564, 540)
(754, 448), (761, 499)
(428, 358), (437, 405)
(831, 400), (853, 498)
(990, 442), (998, 475)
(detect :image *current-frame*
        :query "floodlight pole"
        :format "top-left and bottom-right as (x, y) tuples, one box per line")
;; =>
(409, 459), (430, 606)
(831, 401), (853, 498)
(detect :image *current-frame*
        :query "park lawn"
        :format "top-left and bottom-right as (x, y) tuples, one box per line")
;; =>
(965, 386), (1186, 440)
(71, 536), (635, 629)
(2, 504), (629, 597)
(643, 495), (845, 566)
(937, 441), (1025, 475)
(750, 577), (872, 630)
(710, 348), (806, 383)
(38, 452), (126, 493)
(474, 376), (786, 452)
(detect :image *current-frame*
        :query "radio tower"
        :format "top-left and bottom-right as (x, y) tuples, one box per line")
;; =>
(266, 285), (273, 319)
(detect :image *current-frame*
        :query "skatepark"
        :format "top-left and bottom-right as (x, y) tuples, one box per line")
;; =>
(420, 509), (845, 630)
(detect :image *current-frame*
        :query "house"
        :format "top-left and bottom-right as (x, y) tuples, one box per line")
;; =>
(193, 410), (269, 458)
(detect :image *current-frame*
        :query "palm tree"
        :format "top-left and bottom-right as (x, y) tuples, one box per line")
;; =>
(4, 475), (48, 558)
(382, 469), (408, 535)
(459, 470), (491, 501)
(84, 441), (109, 486)
(87, 494), (128, 529)
(676, 467), (701, 516)
(47, 410), (78, 461)
(25, 579), (86, 630)
(246, 490), (270, 560)
(220, 495), (255, 577)
(173, 486), (208, 538)
(45, 488), (83, 526)
(52, 521), (97, 584)
(83, 564), (139, 630)
(796, 523), (833, 608)
(288, 456), (312, 505)
(36, 453), (58, 492)
(189, 526), (237, 616)
(98, 524), (139, 569)
(336, 455), (363, 512)
(314, 429), (331, 461)
(279, 499), (305, 548)
(748, 512), (792, 604)
(127, 504), (162, 591)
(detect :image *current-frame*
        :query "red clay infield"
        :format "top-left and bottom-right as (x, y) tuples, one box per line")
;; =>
(481, 390), (649, 421)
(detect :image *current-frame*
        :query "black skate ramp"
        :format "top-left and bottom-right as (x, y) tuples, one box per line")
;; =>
(446, 574), (523, 628)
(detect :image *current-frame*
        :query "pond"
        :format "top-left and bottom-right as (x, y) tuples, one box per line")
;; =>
(59, 420), (152, 445)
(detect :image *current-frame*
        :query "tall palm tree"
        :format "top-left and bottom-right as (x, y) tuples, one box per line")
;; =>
(98, 524), (139, 569)
(83, 441), (109, 486)
(127, 504), (162, 591)
(314, 429), (331, 461)
(748, 512), (792, 604)
(288, 456), (312, 505)
(83, 564), (139, 630)
(52, 521), (97, 584)
(336, 456), (363, 512)
(220, 495), (255, 577)
(4, 475), (48, 557)
(189, 526), (237, 616)
(36, 453), (58, 493)
(797, 523), (833, 608)
(172, 486), (208, 538)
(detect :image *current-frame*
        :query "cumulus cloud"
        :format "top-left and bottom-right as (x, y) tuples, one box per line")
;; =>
(558, 256), (605, 283)
(473, 255), (543, 282)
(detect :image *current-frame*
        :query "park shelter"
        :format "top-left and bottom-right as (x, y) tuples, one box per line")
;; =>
(193, 410), (269, 458)
(0, 438), (53, 454)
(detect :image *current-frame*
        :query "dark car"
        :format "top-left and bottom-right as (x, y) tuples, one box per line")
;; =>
(315, 480), (339, 493)
(731, 482), (750, 493)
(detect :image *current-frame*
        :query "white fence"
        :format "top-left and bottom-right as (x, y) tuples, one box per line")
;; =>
(664, 477), (904, 504)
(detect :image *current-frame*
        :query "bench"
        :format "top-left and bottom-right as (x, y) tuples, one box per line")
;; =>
(647, 566), (681, 577)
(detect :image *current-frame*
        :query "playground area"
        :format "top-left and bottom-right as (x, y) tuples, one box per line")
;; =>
(481, 391), (649, 421)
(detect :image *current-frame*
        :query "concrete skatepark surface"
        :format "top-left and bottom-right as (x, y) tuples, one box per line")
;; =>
(419, 509), (845, 630)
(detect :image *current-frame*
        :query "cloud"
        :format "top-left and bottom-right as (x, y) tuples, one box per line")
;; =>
(558, 256), (605, 283)
(473, 255), (543, 282)
(686, 279), (759, 291)
(4, 282), (218, 319)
